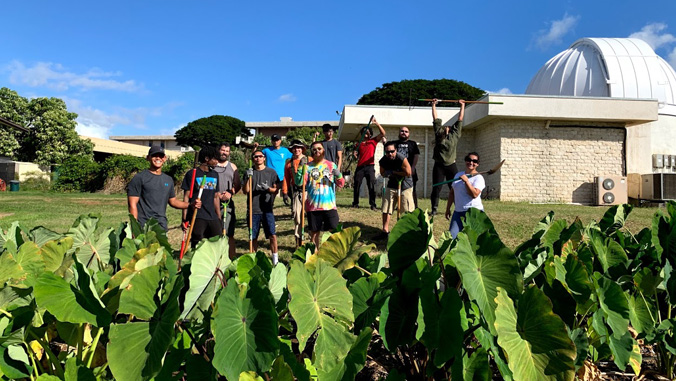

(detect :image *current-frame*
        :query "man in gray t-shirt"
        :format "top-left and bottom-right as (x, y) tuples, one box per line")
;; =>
(319, 124), (343, 169)
(127, 146), (197, 231)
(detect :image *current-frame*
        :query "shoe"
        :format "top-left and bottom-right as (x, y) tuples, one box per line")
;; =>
(351, 204), (359, 208)
(431, 208), (438, 215)
(370, 205), (378, 211)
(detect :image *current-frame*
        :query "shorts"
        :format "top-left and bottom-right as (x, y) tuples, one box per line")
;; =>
(307, 210), (339, 232)
(382, 187), (414, 214)
(220, 204), (236, 237)
(248, 212), (276, 240)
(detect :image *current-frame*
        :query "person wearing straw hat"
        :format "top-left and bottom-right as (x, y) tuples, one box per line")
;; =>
(128, 145), (199, 231)
(283, 139), (309, 248)
(377, 141), (413, 240)
(445, 152), (485, 238)
(181, 145), (222, 248)
(430, 98), (466, 215)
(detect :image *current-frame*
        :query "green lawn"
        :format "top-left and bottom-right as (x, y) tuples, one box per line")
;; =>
(0, 190), (663, 260)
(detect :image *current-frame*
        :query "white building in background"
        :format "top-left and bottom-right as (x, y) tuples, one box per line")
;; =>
(339, 38), (676, 204)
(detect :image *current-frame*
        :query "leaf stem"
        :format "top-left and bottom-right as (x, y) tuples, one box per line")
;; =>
(29, 332), (64, 378)
(176, 322), (210, 363)
(77, 323), (84, 362)
(354, 265), (372, 276)
(86, 326), (103, 368)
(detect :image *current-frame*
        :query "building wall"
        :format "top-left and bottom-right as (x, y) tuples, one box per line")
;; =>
(498, 120), (625, 204)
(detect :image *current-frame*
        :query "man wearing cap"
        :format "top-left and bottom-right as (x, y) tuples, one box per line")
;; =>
(213, 142), (241, 259)
(283, 139), (309, 248)
(394, 126), (420, 207)
(319, 124), (343, 170)
(261, 134), (292, 203)
(352, 117), (386, 210)
(378, 141), (413, 239)
(295, 142), (345, 248)
(128, 146), (200, 231)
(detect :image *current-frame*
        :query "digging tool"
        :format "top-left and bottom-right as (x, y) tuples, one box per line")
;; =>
(179, 221), (189, 259)
(397, 178), (403, 220)
(184, 175), (207, 254)
(344, 115), (375, 173)
(299, 163), (307, 246)
(432, 160), (505, 187)
(221, 199), (230, 236)
(179, 157), (199, 260)
(248, 157), (254, 253)
(418, 99), (504, 104)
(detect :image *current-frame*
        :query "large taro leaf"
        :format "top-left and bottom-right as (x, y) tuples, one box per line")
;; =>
(494, 286), (576, 381)
(608, 330), (641, 375)
(306, 227), (375, 273)
(30, 226), (62, 248)
(379, 263), (422, 350)
(349, 275), (391, 334)
(268, 263), (287, 304)
(553, 254), (593, 306)
(118, 265), (164, 320)
(0, 221), (26, 249)
(450, 230), (522, 335)
(66, 214), (117, 271)
(599, 204), (632, 235)
(387, 209), (431, 274)
(34, 256), (110, 327)
(13, 241), (45, 288)
(595, 276), (630, 338)
(317, 327), (372, 381)
(628, 292), (655, 336)
(432, 288), (465, 368)
(588, 229), (628, 274)
(0, 343), (32, 379)
(107, 273), (182, 381)
(212, 280), (279, 380)
(179, 236), (231, 320)
(463, 347), (491, 381)
(287, 259), (354, 372)
(41, 237), (74, 274)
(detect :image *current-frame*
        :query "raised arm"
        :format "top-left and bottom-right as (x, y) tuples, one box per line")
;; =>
(372, 117), (386, 143)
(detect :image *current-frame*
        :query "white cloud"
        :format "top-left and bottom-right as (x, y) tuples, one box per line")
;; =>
(534, 14), (580, 50)
(629, 23), (676, 50)
(486, 88), (513, 95)
(277, 93), (297, 102)
(6, 61), (143, 92)
(159, 124), (185, 136)
(76, 121), (111, 139)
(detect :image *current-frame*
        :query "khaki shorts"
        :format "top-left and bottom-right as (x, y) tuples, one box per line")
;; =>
(382, 187), (414, 215)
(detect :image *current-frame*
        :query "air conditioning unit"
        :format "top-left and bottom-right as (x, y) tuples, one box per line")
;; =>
(641, 173), (676, 200)
(594, 176), (628, 206)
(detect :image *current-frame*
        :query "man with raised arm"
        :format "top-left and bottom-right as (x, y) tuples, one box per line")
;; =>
(430, 99), (466, 215)
(351, 117), (386, 210)
(213, 142), (241, 259)
(243, 150), (280, 264)
(378, 141), (413, 239)
(128, 146), (200, 231)
(394, 126), (420, 207)
(295, 141), (345, 248)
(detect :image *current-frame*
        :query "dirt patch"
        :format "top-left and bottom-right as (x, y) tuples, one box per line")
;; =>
(0, 213), (14, 218)
(71, 198), (126, 206)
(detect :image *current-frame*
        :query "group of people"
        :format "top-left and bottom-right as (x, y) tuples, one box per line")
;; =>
(126, 98), (487, 262)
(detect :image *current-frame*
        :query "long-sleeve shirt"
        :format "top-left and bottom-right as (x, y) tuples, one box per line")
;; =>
(433, 118), (463, 166)
(294, 160), (344, 211)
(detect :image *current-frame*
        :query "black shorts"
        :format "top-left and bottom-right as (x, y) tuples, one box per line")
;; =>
(307, 210), (339, 232)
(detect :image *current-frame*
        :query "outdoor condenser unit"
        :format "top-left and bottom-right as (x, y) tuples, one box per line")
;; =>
(594, 176), (628, 206)
(641, 173), (676, 200)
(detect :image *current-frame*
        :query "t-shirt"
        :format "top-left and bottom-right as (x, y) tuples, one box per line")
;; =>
(127, 170), (176, 231)
(181, 168), (219, 221)
(262, 146), (292, 181)
(295, 160), (345, 212)
(433, 118), (463, 166)
(395, 139), (420, 180)
(357, 138), (378, 167)
(451, 171), (485, 212)
(212, 161), (238, 211)
(322, 139), (343, 166)
(244, 167), (279, 214)
(379, 153), (413, 190)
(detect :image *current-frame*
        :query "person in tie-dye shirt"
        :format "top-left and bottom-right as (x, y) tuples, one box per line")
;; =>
(295, 141), (345, 248)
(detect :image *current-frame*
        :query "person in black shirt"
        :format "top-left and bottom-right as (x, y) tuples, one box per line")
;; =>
(394, 126), (420, 207)
(181, 146), (222, 248)
(128, 146), (199, 231)
(243, 150), (280, 264)
(378, 141), (413, 239)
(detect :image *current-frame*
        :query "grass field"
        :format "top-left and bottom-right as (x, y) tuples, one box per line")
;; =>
(0, 190), (663, 260)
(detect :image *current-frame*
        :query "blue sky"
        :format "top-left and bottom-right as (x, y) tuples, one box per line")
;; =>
(2, 0), (676, 138)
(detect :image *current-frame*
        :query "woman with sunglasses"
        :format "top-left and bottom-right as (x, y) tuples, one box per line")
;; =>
(445, 152), (485, 238)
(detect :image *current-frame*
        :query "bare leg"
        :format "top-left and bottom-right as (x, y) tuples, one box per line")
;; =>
(270, 235), (278, 253)
(310, 231), (321, 249)
(382, 213), (391, 233)
(252, 240), (258, 251)
(228, 236), (236, 259)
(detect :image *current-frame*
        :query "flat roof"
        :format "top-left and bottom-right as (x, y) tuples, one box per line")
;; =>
(246, 120), (338, 128)
(0, 116), (28, 132)
(109, 135), (175, 140)
(84, 136), (182, 158)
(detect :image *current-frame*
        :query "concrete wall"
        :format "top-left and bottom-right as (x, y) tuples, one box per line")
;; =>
(0, 160), (50, 183)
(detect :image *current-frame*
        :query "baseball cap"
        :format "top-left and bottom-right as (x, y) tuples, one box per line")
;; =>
(271, 134), (281, 141)
(148, 146), (165, 156)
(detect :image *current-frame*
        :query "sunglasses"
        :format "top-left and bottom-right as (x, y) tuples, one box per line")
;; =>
(386, 150), (396, 154)
(253, 155), (264, 159)
(465, 158), (479, 164)
(311, 148), (323, 152)
(399, 130), (409, 133)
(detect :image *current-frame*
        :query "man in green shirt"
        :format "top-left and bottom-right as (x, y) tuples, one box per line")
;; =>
(430, 98), (466, 215)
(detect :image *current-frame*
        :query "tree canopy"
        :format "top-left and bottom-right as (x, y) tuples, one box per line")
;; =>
(0, 87), (93, 166)
(357, 79), (486, 107)
(174, 115), (249, 149)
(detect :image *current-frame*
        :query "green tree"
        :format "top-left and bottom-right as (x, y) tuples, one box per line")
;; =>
(285, 126), (321, 146)
(174, 115), (249, 149)
(0, 88), (93, 166)
(357, 79), (486, 107)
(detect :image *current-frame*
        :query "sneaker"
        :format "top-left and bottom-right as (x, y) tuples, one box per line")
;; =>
(351, 204), (359, 208)
(370, 205), (378, 211)
(431, 208), (438, 215)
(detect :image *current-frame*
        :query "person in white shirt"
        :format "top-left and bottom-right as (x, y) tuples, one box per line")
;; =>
(445, 152), (485, 238)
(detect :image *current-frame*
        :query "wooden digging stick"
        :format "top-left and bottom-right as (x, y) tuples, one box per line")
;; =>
(397, 178), (402, 220)
(418, 98), (504, 104)
(184, 175), (207, 254)
(299, 164), (306, 246)
(248, 158), (254, 253)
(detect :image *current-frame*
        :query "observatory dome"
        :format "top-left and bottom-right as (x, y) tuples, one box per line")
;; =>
(525, 38), (676, 116)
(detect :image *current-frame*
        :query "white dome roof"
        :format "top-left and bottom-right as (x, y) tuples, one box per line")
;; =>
(525, 38), (676, 116)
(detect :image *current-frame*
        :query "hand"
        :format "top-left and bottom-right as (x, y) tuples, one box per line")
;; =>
(256, 182), (270, 191)
(283, 193), (290, 206)
(458, 99), (466, 106)
(445, 210), (451, 220)
(331, 167), (341, 178)
(192, 199), (202, 209)
(220, 190), (231, 202)
(300, 156), (307, 166)
(353, 150), (358, 158)
(182, 221), (189, 232)
(432, 98), (439, 105)
(314, 131), (320, 138)
(384, 170), (393, 177)
(246, 168), (254, 178)
(371, 116), (378, 125)
(253, 142), (260, 150)
(460, 174), (469, 183)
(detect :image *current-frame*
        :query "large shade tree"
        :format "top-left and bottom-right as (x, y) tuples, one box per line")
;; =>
(0, 87), (93, 166)
(174, 115), (249, 149)
(357, 79), (486, 107)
